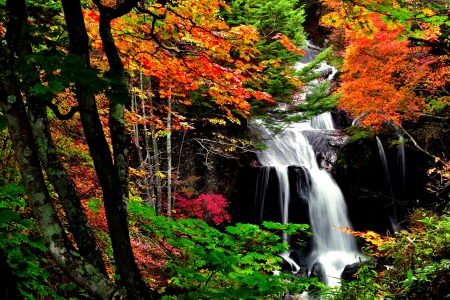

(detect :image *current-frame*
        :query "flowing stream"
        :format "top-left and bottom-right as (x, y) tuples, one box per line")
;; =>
(253, 114), (361, 286)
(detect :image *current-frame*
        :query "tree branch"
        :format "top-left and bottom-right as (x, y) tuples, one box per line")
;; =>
(45, 102), (95, 120)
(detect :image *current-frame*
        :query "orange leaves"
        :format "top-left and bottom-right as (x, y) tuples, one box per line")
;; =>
(273, 33), (306, 55)
(83, 0), (272, 121)
(338, 227), (394, 256)
(332, 12), (450, 128)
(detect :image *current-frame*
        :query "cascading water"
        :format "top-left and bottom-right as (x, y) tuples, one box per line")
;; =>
(375, 136), (400, 232)
(397, 133), (406, 190)
(253, 114), (361, 286)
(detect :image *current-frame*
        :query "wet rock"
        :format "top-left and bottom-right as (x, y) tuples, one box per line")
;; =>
(302, 130), (348, 171)
(310, 262), (325, 283)
(295, 267), (309, 278)
(332, 109), (353, 129)
(340, 262), (361, 282)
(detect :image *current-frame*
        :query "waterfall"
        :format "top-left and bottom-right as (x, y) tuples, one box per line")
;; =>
(253, 113), (361, 286)
(397, 134), (406, 191)
(375, 136), (399, 232)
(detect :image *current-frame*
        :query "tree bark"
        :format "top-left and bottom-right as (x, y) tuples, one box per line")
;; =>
(0, 39), (124, 300)
(166, 93), (172, 217)
(27, 102), (107, 275)
(62, 1), (154, 299)
(8, 0), (107, 274)
(149, 78), (163, 214)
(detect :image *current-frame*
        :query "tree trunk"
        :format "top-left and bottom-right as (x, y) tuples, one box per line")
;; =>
(7, 0), (106, 274)
(166, 93), (172, 217)
(62, 1), (154, 299)
(27, 102), (107, 275)
(149, 78), (163, 214)
(1, 1), (123, 298)
(0, 42), (124, 300)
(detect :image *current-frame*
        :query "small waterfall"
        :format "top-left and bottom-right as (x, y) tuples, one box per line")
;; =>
(375, 136), (399, 232)
(253, 167), (271, 225)
(398, 135), (406, 190)
(253, 113), (361, 286)
(392, 128), (406, 191)
(309, 112), (335, 130)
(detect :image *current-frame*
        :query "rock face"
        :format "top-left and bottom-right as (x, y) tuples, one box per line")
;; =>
(341, 259), (390, 282)
(332, 109), (353, 129)
(172, 122), (252, 197)
(302, 130), (348, 172)
(229, 165), (312, 226)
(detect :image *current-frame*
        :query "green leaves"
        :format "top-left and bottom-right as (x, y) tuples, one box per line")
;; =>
(86, 198), (102, 213)
(0, 208), (20, 226)
(0, 183), (69, 298)
(0, 114), (6, 131)
(16, 50), (130, 104)
(128, 199), (320, 299)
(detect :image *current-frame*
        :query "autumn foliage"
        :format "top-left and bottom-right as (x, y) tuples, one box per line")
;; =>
(84, 1), (274, 123)
(175, 193), (231, 225)
(321, 0), (450, 128)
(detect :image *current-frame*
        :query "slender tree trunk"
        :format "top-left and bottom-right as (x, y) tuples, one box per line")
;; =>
(139, 71), (153, 206)
(131, 84), (143, 164)
(149, 78), (163, 214)
(166, 92), (172, 217)
(61, 1), (153, 299)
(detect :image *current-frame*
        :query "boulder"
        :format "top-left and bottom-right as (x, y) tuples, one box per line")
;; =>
(310, 261), (325, 283)
(340, 262), (361, 282)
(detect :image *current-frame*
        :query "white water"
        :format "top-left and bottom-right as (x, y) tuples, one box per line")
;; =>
(254, 114), (361, 287)
(375, 136), (400, 232)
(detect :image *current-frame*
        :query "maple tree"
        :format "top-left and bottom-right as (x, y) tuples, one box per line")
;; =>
(321, 0), (450, 128)
(322, 0), (450, 123)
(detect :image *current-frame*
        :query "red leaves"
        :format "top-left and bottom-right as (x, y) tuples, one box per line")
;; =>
(174, 193), (231, 225)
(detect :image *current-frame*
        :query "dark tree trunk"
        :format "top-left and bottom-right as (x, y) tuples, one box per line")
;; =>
(10, 0), (107, 273)
(61, 1), (154, 299)
(0, 0), (124, 299)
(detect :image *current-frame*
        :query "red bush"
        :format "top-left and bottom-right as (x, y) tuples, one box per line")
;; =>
(174, 193), (231, 225)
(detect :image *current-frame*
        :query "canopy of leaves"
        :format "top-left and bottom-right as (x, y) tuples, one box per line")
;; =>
(321, 1), (450, 128)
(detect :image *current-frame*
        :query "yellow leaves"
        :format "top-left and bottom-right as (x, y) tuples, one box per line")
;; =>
(131, 87), (148, 100)
(227, 116), (241, 125)
(339, 227), (394, 256)
(320, 11), (345, 28)
(156, 171), (166, 179)
(422, 8), (435, 17)
(208, 118), (227, 126)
